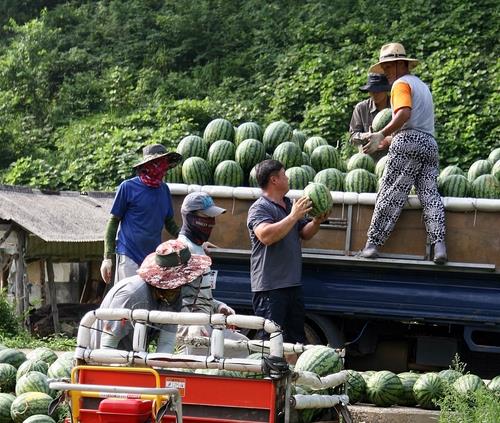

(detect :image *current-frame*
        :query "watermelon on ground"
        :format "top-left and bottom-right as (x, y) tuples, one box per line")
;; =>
(0, 363), (17, 394)
(366, 371), (403, 407)
(0, 393), (15, 423)
(303, 183), (334, 218)
(397, 372), (420, 406)
(26, 349), (58, 366)
(438, 369), (462, 385)
(203, 118), (234, 144)
(453, 374), (485, 395)
(487, 375), (500, 393)
(10, 392), (53, 423)
(0, 349), (26, 369)
(346, 369), (366, 404)
(15, 371), (51, 397)
(16, 360), (48, 381)
(23, 416), (56, 423)
(413, 373), (444, 409)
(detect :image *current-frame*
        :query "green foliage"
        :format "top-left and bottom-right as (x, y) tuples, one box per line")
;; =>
(0, 290), (21, 336)
(0, 333), (76, 351)
(0, 0), (498, 190)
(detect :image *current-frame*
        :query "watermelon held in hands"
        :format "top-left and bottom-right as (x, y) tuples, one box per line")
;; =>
(371, 108), (392, 132)
(303, 183), (333, 218)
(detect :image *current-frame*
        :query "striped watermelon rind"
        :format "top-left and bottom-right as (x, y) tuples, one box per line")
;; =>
(46, 356), (73, 380)
(15, 371), (51, 397)
(285, 167), (309, 190)
(303, 183), (334, 218)
(176, 135), (208, 160)
(303, 137), (328, 157)
(439, 174), (470, 198)
(314, 168), (344, 192)
(487, 375), (500, 392)
(213, 160), (244, 187)
(165, 164), (183, 184)
(16, 360), (48, 381)
(344, 169), (377, 193)
(397, 372), (419, 406)
(488, 148), (500, 165)
(374, 155), (388, 179)
(23, 416), (56, 423)
(492, 160), (500, 182)
(467, 159), (492, 182)
(439, 165), (464, 179)
(294, 345), (342, 377)
(203, 118), (234, 144)
(300, 165), (316, 182)
(372, 108), (392, 132)
(235, 139), (265, 172)
(366, 371), (403, 407)
(0, 393), (15, 423)
(26, 349), (58, 366)
(0, 349), (26, 369)
(235, 122), (263, 145)
(248, 166), (259, 188)
(207, 140), (236, 171)
(310, 145), (341, 172)
(272, 142), (302, 170)
(10, 392), (53, 423)
(438, 369), (462, 385)
(262, 121), (292, 153)
(181, 157), (212, 186)
(452, 374), (485, 395)
(346, 369), (366, 404)
(0, 363), (17, 394)
(413, 373), (444, 409)
(291, 130), (307, 150)
(471, 174), (500, 199)
(347, 153), (375, 174)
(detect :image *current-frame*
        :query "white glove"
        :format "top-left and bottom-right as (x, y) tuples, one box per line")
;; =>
(218, 303), (236, 316)
(363, 131), (385, 155)
(100, 259), (113, 284)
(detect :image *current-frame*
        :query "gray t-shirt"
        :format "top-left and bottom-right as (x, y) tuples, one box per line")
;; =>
(247, 196), (307, 292)
(92, 275), (181, 350)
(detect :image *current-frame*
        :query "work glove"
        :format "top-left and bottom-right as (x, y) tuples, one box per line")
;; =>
(218, 303), (236, 316)
(100, 258), (113, 284)
(363, 131), (385, 155)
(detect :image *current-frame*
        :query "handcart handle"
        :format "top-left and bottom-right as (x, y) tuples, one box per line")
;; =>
(49, 382), (179, 397)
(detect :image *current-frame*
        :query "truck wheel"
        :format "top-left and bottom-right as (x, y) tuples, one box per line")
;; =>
(305, 313), (345, 348)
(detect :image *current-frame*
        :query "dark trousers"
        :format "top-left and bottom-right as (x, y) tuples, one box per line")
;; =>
(252, 285), (306, 344)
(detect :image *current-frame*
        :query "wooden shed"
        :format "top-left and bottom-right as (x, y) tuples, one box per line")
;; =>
(0, 184), (113, 332)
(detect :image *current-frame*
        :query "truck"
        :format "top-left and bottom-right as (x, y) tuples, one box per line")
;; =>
(168, 183), (500, 378)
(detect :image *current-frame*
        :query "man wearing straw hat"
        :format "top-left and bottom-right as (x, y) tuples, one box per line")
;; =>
(361, 42), (447, 264)
(100, 144), (183, 285)
(93, 239), (211, 353)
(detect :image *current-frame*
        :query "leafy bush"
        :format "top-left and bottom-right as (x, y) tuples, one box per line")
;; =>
(0, 289), (21, 336)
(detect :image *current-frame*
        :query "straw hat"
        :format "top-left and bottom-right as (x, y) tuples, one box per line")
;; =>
(137, 239), (211, 290)
(133, 144), (182, 169)
(369, 43), (419, 74)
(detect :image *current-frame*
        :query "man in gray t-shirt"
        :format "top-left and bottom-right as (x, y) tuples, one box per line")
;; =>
(247, 160), (330, 344)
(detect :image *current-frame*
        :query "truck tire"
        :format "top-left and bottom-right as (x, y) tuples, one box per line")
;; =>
(305, 313), (345, 348)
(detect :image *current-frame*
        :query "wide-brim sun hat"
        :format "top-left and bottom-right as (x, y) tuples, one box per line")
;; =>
(359, 73), (392, 92)
(133, 144), (183, 169)
(137, 239), (211, 289)
(369, 42), (419, 74)
(181, 192), (226, 217)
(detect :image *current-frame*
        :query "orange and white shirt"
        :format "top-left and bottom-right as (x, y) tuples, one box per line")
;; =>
(391, 75), (435, 136)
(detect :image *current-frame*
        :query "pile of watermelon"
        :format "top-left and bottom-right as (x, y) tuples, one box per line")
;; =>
(168, 117), (500, 199)
(0, 346), (73, 423)
(346, 368), (499, 409)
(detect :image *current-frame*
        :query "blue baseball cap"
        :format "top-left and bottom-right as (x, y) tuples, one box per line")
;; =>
(181, 192), (226, 217)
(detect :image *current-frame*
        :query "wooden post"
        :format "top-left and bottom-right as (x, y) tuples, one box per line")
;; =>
(46, 258), (61, 333)
(15, 231), (27, 323)
(39, 260), (46, 306)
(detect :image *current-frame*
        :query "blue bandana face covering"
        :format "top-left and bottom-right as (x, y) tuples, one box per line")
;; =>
(180, 212), (215, 245)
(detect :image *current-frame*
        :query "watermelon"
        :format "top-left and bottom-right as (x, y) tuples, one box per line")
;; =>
(207, 140), (236, 171)
(493, 160), (500, 182)
(471, 174), (500, 199)
(372, 108), (392, 132)
(303, 183), (333, 218)
(344, 169), (377, 193)
(397, 372), (419, 406)
(291, 130), (307, 150)
(310, 145), (341, 172)
(47, 356), (73, 380)
(300, 165), (316, 182)
(346, 369), (366, 404)
(439, 174), (470, 198)
(272, 142), (302, 170)
(23, 416), (56, 423)
(26, 349), (58, 366)
(366, 371), (403, 407)
(10, 392), (53, 423)
(467, 159), (492, 182)
(347, 153), (375, 173)
(181, 157), (212, 186)
(262, 121), (292, 153)
(241, 353), (265, 379)
(0, 393), (15, 423)
(248, 166), (259, 188)
(314, 169), (344, 192)
(203, 118), (234, 144)
(0, 349), (26, 369)
(15, 372), (51, 397)
(438, 369), (462, 385)
(440, 165), (464, 179)
(16, 360), (48, 381)
(235, 139), (265, 172)
(413, 373), (444, 409)
(375, 155), (388, 179)
(303, 137), (328, 156)
(488, 147), (500, 164)
(176, 135), (208, 160)
(165, 164), (183, 183)
(453, 374), (485, 395)
(294, 345), (342, 377)
(301, 152), (310, 166)
(292, 385), (320, 423)
(487, 375), (500, 393)
(235, 122), (263, 145)
(0, 364), (17, 393)
(286, 167), (309, 190)
(213, 160), (244, 187)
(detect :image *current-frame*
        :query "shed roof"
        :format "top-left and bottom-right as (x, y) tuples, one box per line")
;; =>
(0, 185), (114, 242)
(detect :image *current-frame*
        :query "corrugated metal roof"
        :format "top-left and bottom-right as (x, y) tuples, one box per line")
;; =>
(0, 185), (114, 242)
